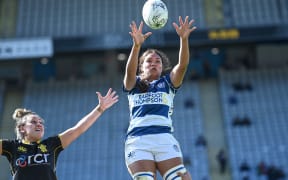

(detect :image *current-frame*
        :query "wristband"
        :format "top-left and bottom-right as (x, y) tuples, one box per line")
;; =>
(96, 105), (104, 113)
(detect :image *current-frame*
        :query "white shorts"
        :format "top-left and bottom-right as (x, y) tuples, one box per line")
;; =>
(125, 133), (183, 166)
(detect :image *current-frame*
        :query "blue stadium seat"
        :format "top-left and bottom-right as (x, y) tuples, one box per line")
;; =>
(219, 68), (288, 180)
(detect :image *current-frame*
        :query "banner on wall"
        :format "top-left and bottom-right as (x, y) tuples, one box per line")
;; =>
(0, 38), (53, 60)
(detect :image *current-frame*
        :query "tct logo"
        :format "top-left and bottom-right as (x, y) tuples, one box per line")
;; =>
(15, 154), (50, 167)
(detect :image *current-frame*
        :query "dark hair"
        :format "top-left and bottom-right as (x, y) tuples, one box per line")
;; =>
(136, 49), (171, 93)
(138, 49), (171, 75)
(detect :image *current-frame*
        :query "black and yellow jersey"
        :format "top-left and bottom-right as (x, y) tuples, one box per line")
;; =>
(1, 136), (63, 180)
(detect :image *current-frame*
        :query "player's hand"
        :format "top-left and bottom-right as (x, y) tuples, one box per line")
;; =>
(129, 21), (152, 47)
(173, 16), (196, 40)
(96, 88), (118, 112)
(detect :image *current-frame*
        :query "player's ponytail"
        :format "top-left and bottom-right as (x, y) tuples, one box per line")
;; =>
(136, 79), (150, 93)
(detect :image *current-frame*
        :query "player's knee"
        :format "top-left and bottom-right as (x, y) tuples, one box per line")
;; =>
(163, 165), (188, 180)
(133, 171), (154, 180)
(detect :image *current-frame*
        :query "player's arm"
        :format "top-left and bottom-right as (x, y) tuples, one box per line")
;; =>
(170, 16), (196, 88)
(124, 44), (140, 91)
(59, 88), (118, 149)
(124, 21), (152, 91)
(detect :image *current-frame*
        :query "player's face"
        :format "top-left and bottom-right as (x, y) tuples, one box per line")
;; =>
(22, 114), (45, 142)
(142, 53), (163, 80)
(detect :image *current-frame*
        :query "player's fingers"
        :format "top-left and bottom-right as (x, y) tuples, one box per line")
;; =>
(130, 21), (137, 31)
(96, 92), (102, 99)
(184, 16), (189, 24)
(105, 88), (113, 97)
(139, 21), (144, 31)
(144, 32), (152, 39)
(109, 90), (117, 99)
(172, 22), (179, 31)
(190, 26), (197, 32)
(179, 16), (184, 25)
(189, 19), (195, 26)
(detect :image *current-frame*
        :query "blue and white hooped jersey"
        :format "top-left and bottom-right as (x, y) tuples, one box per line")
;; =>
(124, 74), (179, 136)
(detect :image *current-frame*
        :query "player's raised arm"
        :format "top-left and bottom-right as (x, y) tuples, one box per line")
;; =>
(59, 88), (118, 149)
(123, 21), (152, 91)
(170, 16), (196, 88)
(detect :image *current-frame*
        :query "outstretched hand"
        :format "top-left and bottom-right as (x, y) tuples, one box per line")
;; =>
(96, 88), (118, 112)
(173, 16), (196, 39)
(129, 21), (152, 47)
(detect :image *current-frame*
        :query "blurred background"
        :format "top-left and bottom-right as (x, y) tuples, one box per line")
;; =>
(0, 0), (287, 179)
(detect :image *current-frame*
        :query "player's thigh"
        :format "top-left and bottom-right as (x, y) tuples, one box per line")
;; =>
(128, 160), (157, 179)
(156, 157), (182, 175)
(128, 160), (156, 174)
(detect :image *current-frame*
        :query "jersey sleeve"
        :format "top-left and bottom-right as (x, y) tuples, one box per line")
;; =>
(123, 76), (141, 93)
(45, 135), (64, 157)
(164, 74), (179, 93)
(1, 139), (16, 162)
